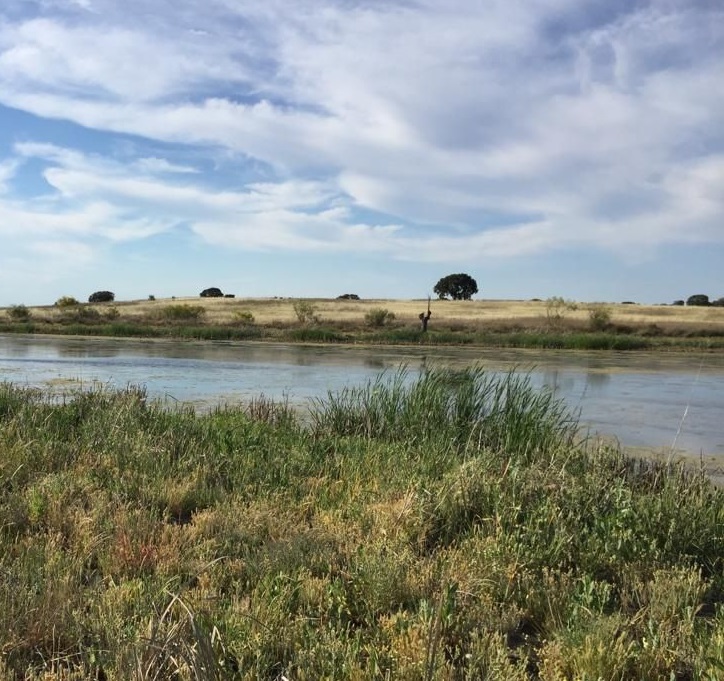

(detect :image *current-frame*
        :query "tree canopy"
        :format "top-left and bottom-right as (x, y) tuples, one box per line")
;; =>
(433, 273), (478, 300)
(88, 291), (115, 303)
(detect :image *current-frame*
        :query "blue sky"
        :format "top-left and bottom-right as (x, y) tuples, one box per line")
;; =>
(0, 0), (722, 306)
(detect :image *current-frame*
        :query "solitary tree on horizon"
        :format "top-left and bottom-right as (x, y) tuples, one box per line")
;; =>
(433, 273), (478, 300)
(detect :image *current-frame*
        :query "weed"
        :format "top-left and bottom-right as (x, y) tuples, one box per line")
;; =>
(365, 307), (396, 328)
(159, 304), (206, 322)
(293, 300), (320, 324)
(7, 304), (31, 321)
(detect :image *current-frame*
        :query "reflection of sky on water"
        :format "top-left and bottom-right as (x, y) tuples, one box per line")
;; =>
(1, 335), (723, 455)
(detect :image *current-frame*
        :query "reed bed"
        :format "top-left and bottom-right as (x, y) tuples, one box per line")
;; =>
(0, 371), (723, 679)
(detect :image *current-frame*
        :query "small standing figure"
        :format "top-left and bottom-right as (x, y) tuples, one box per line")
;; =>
(419, 310), (431, 332)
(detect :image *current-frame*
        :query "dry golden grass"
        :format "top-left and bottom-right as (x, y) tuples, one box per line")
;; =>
(15, 296), (724, 331)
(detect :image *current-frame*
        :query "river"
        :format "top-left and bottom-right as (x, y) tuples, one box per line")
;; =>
(1, 335), (723, 463)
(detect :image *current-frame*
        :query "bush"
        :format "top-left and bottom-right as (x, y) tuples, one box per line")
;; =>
(88, 290), (115, 303)
(160, 304), (206, 321)
(105, 306), (120, 320)
(55, 296), (79, 307)
(200, 287), (223, 298)
(364, 308), (396, 328)
(148, 295), (156, 301)
(711, 297), (724, 308)
(293, 300), (319, 324)
(223, 294), (235, 298)
(686, 294), (710, 306)
(61, 306), (101, 323)
(337, 293), (360, 300)
(588, 304), (612, 332)
(7, 305), (31, 321)
(234, 311), (255, 324)
(545, 297), (577, 327)
(672, 300), (685, 306)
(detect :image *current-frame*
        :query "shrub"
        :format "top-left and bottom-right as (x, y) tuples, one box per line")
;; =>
(223, 294), (236, 298)
(105, 306), (120, 320)
(364, 308), (396, 328)
(672, 300), (685, 306)
(7, 304), (31, 321)
(545, 297), (577, 327)
(234, 310), (255, 324)
(160, 304), (206, 321)
(61, 306), (101, 323)
(686, 294), (710, 306)
(588, 304), (612, 332)
(293, 300), (319, 324)
(200, 287), (223, 298)
(88, 290), (115, 303)
(337, 293), (360, 300)
(711, 297), (724, 308)
(55, 296), (79, 307)
(148, 295), (156, 301)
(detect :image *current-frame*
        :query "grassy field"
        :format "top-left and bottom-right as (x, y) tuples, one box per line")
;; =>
(2, 297), (724, 350)
(1, 370), (723, 679)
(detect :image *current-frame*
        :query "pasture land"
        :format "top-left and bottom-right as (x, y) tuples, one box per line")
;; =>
(2, 297), (724, 349)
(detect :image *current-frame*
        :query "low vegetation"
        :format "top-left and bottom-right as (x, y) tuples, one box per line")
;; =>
(0, 369), (722, 679)
(1, 297), (724, 350)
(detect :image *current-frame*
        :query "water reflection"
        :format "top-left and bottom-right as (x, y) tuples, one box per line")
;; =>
(1, 334), (723, 456)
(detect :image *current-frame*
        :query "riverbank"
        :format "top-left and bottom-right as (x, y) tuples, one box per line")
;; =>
(1, 370), (723, 679)
(2, 297), (724, 351)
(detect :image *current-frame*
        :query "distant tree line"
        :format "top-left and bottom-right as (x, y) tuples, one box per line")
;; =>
(673, 294), (724, 307)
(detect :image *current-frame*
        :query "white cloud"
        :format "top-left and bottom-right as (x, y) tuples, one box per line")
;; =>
(0, 0), (722, 283)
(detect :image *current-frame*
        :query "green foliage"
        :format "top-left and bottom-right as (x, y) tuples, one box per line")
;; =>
(7, 304), (31, 321)
(588, 304), (612, 331)
(55, 295), (79, 307)
(88, 290), (115, 303)
(0, 379), (722, 678)
(159, 304), (206, 321)
(293, 300), (320, 324)
(60, 305), (102, 323)
(233, 310), (255, 323)
(433, 273), (479, 300)
(288, 327), (345, 342)
(200, 287), (224, 298)
(686, 294), (710, 306)
(364, 307), (396, 327)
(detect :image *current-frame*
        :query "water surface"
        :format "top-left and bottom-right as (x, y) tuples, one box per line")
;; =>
(1, 335), (722, 459)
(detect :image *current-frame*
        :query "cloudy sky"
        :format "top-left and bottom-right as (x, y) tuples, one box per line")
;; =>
(0, 0), (722, 306)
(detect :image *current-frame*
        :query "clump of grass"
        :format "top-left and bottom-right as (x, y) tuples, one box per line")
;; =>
(310, 367), (579, 460)
(1, 375), (723, 679)
(364, 307), (396, 328)
(288, 327), (346, 342)
(159, 304), (206, 322)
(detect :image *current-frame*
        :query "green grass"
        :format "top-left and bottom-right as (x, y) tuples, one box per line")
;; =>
(1, 370), (723, 679)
